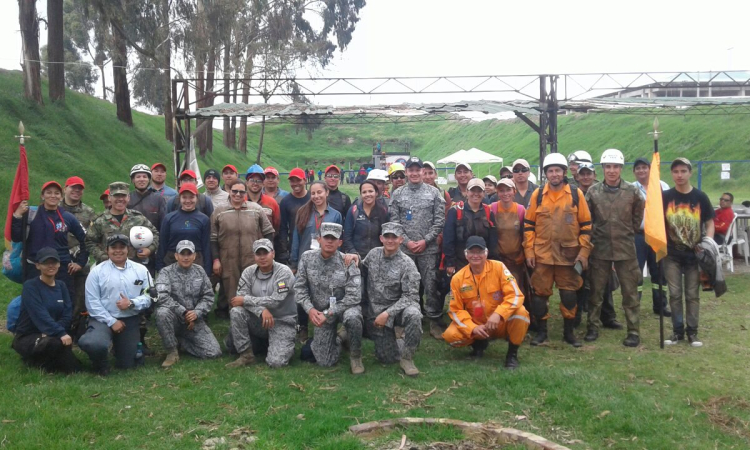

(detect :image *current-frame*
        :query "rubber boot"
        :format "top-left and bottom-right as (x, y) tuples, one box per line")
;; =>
(504, 344), (520, 370)
(563, 319), (582, 347)
(469, 339), (489, 358)
(140, 328), (153, 356)
(530, 319), (548, 346)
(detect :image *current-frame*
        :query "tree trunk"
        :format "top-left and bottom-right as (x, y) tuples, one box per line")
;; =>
(256, 115), (266, 165)
(195, 64), (206, 155)
(230, 75), (238, 149)
(160, 0), (173, 142)
(18, 0), (43, 105)
(222, 42), (231, 148)
(111, 19), (132, 126)
(204, 47), (216, 153)
(99, 63), (106, 100)
(238, 48), (253, 155)
(47, 0), (65, 102)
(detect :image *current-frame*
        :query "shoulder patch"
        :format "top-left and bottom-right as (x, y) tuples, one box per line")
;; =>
(277, 281), (289, 294)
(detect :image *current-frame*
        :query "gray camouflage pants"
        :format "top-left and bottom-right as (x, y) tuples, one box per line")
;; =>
(226, 306), (296, 368)
(367, 305), (422, 363)
(312, 306), (363, 367)
(154, 308), (222, 359)
(409, 253), (441, 321)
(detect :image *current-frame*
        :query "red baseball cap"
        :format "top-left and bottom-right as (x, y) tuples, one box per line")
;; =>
(41, 181), (63, 192)
(151, 162), (167, 171)
(264, 166), (279, 177)
(65, 176), (85, 188)
(325, 164), (340, 173)
(179, 170), (197, 180)
(100, 189), (110, 200)
(288, 168), (306, 180)
(179, 182), (198, 195)
(222, 164), (238, 174)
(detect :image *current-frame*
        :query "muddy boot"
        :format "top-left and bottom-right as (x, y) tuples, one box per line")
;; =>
(225, 349), (256, 368)
(161, 350), (179, 368)
(468, 339), (489, 358)
(530, 319), (548, 346)
(429, 320), (445, 340)
(399, 358), (419, 377)
(504, 343), (520, 370)
(563, 319), (582, 348)
(297, 326), (309, 344)
(350, 356), (365, 375)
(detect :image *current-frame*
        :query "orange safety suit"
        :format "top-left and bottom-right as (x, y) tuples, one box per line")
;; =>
(523, 183), (592, 318)
(493, 201), (528, 299)
(442, 260), (530, 347)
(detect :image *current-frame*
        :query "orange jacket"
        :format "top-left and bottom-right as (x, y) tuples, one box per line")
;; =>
(448, 260), (525, 336)
(523, 183), (592, 266)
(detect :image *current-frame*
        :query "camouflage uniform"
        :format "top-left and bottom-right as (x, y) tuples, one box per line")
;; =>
(61, 200), (97, 335)
(154, 263), (222, 358)
(294, 248), (363, 367)
(389, 182), (446, 321)
(585, 179), (644, 336)
(226, 261), (297, 368)
(85, 209), (159, 264)
(362, 245), (422, 363)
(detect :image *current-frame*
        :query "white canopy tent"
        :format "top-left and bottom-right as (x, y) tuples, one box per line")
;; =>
(436, 148), (503, 165)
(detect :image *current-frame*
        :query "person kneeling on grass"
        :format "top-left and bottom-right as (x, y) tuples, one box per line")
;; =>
(294, 223), (365, 374)
(12, 247), (82, 374)
(155, 240), (222, 368)
(79, 235), (153, 376)
(442, 236), (530, 370)
(225, 239), (297, 369)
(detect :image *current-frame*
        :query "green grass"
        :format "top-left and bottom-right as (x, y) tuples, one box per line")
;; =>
(1, 273), (749, 449)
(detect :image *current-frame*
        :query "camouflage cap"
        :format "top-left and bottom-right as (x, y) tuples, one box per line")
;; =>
(253, 238), (274, 253)
(109, 181), (130, 195)
(319, 222), (343, 239)
(381, 222), (404, 237)
(176, 240), (195, 254)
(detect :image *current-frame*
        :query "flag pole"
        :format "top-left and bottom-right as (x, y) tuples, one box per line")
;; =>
(14, 122), (30, 282)
(651, 118), (665, 350)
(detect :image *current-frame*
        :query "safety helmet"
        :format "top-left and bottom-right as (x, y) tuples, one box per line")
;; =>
(129, 226), (154, 249)
(600, 149), (625, 165)
(245, 164), (266, 180)
(542, 153), (568, 171)
(388, 163), (406, 176)
(367, 169), (389, 182)
(130, 164), (152, 179)
(568, 150), (592, 164)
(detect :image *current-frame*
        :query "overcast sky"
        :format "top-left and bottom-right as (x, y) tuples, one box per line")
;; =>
(2, 0), (749, 108)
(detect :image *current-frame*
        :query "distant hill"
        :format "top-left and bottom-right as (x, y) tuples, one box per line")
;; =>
(3, 68), (750, 224)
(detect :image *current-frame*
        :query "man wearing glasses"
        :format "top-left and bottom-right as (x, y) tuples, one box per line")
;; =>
(511, 159), (538, 208)
(714, 193), (734, 245)
(246, 164), (281, 234)
(324, 165), (352, 217)
(211, 180), (275, 318)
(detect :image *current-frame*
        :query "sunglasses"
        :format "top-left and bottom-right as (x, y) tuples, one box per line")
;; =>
(246, 179), (264, 184)
(720, 198), (731, 202)
(231, 189), (247, 195)
(325, 174), (340, 179)
(502, 175), (513, 179)
(513, 168), (530, 173)
(391, 175), (406, 180)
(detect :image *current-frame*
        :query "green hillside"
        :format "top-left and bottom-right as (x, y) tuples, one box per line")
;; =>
(3, 68), (750, 225)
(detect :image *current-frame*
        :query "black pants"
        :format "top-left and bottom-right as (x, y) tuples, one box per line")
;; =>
(12, 333), (82, 374)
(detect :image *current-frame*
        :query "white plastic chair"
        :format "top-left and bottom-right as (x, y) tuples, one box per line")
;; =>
(719, 213), (748, 272)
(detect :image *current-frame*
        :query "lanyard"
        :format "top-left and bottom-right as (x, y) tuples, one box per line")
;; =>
(314, 210), (325, 231)
(470, 270), (482, 302)
(46, 209), (67, 233)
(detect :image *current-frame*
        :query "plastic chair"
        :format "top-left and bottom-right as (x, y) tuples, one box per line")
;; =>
(719, 213), (748, 272)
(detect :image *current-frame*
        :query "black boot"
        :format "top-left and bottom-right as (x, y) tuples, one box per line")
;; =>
(530, 319), (548, 346)
(504, 344), (520, 370)
(469, 339), (489, 358)
(652, 288), (671, 317)
(584, 328), (599, 342)
(139, 328), (154, 356)
(563, 319), (582, 347)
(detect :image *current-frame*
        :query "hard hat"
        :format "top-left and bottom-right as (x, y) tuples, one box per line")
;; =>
(245, 164), (265, 180)
(542, 153), (568, 171)
(129, 226), (154, 249)
(568, 150), (592, 163)
(388, 163), (406, 176)
(130, 164), (152, 178)
(367, 169), (388, 182)
(600, 149), (625, 165)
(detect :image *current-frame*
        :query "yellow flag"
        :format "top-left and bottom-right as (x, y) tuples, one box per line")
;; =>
(644, 150), (667, 261)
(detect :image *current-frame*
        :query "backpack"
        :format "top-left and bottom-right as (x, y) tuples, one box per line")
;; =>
(6, 296), (22, 332)
(535, 182), (579, 208)
(2, 206), (38, 284)
(454, 201), (493, 226)
(490, 202), (525, 223)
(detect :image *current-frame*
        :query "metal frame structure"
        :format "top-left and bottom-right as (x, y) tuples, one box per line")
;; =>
(172, 70), (750, 174)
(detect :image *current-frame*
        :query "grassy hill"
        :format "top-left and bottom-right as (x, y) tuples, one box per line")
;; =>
(3, 68), (750, 224)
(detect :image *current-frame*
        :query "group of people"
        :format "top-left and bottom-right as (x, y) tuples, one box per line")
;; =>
(9, 148), (721, 376)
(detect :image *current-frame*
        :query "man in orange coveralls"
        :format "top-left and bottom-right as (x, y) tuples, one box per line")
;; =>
(442, 236), (529, 369)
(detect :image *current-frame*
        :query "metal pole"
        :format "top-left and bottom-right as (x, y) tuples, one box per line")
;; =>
(658, 260), (664, 349)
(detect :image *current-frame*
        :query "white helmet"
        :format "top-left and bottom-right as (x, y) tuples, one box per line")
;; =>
(543, 153), (568, 171)
(130, 164), (152, 178)
(129, 226), (154, 249)
(568, 150), (592, 163)
(600, 149), (625, 165)
(367, 169), (389, 182)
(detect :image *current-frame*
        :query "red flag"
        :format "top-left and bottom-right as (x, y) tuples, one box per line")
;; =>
(5, 144), (30, 246)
